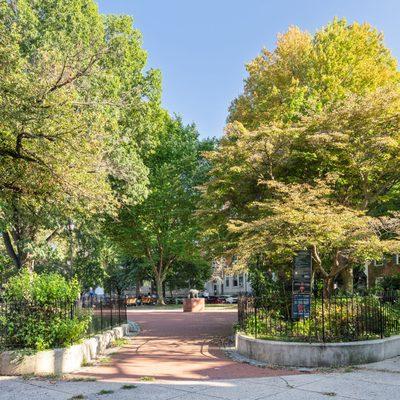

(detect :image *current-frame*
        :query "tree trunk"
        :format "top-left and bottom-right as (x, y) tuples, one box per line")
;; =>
(3, 231), (21, 268)
(341, 268), (354, 293)
(323, 276), (335, 298)
(155, 274), (165, 305)
(135, 278), (141, 297)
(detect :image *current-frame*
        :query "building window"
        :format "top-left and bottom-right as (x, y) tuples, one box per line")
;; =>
(373, 258), (384, 268)
(238, 274), (243, 287)
(225, 277), (230, 287)
(233, 276), (238, 287)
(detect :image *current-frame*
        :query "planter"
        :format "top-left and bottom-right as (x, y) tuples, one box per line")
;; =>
(235, 333), (400, 367)
(183, 298), (205, 312)
(0, 324), (131, 375)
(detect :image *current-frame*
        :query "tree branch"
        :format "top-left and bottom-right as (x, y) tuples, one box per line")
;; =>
(2, 231), (21, 268)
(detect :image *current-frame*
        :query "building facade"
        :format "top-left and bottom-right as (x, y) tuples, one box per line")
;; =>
(204, 259), (252, 296)
(204, 272), (251, 295)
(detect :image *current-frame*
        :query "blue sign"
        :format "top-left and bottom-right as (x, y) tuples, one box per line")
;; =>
(292, 294), (311, 319)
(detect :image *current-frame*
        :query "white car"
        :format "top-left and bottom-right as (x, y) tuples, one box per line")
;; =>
(225, 296), (238, 304)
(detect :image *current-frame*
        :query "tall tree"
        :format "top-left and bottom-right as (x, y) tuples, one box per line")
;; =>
(0, 0), (162, 270)
(111, 117), (213, 304)
(228, 19), (399, 129)
(201, 19), (400, 292)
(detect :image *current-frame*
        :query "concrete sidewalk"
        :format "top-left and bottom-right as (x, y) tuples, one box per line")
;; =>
(2, 308), (400, 399)
(1, 361), (400, 400)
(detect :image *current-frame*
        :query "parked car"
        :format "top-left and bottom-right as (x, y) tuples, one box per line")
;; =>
(225, 296), (238, 304)
(206, 296), (226, 304)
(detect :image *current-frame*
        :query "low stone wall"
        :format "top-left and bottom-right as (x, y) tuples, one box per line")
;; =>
(0, 324), (131, 375)
(236, 333), (400, 367)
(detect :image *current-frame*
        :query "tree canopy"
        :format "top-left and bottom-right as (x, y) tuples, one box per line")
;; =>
(110, 116), (213, 303)
(200, 19), (400, 292)
(0, 0), (163, 272)
(228, 19), (399, 129)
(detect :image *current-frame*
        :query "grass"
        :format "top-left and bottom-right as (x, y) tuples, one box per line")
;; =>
(21, 374), (35, 380)
(81, 358), (94, 367)
(206, 304), (237, 309)
(139, 376), (155, 382)
(97, 389), (114, 395)
(98, 357), (112, 363)
(121, 384), (137, 389)
(67, 377), (97, 382)
(68, 395), (86, 400)
(111, 338), (129, 347)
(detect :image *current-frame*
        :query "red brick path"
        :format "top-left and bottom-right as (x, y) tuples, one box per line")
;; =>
(77, 309), (298, 381)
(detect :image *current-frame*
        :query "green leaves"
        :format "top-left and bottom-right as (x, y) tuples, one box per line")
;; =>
(1, 270), (89, 350)
(109, 117), (213, 301)
(201, 19), (400, 287)
(0, 0), (163, 272)
(4, 269), (80, 303)
(229, 18), (399, 129)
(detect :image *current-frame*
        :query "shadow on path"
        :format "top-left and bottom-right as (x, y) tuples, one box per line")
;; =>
(74, 309), (300, 382)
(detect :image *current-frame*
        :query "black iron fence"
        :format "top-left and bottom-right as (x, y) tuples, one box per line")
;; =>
(81, 298), (128, 335)
(0, 298), (127, 350)
(238, 291), (400, 343)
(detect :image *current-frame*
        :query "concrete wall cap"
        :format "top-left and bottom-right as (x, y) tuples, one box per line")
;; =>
(237, 333), (400, 348)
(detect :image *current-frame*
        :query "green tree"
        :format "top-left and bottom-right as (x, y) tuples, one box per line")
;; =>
(228, 179), (400, 294)
(229, 19), (399, 129)
(104, 258), (149, 297)
(111, 117), (213, 304)
(165, 260), (211, 295)
(0, 0), (162, 271)
(201, 19), (400, 292)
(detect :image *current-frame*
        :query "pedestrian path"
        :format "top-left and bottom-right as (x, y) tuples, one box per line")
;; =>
(75, 308), (298, 381)
(2, 308), (400, 399)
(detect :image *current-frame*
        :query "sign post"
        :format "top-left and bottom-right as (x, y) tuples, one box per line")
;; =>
(292, 249), (312, 319)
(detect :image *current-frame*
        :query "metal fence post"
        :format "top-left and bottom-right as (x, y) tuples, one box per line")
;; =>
(321, 289), (326, 343)
(118, 298), (121, 325)
(380, 298), (384, 339)
(110, 300), (113, 328)
(254, 303), (258, 339)
(125, 296), (128, 323)
(100, 300), (103, 332)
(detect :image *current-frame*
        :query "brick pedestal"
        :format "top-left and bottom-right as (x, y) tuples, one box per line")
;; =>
(183, 298), (205, 312)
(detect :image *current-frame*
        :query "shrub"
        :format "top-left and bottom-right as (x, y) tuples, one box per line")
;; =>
(243, 294), (400, 342)
(0, 270), (91, 350)
(4, 270), (80, 303)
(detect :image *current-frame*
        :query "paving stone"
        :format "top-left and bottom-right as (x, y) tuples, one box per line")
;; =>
(199, 381), (282, 400)
(261, 388), (352, 400)
(297, 375), (399, 400)
(360, 357), (400, 373)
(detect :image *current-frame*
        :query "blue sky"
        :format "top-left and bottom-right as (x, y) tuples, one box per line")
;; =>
(97, 1), (400, 138)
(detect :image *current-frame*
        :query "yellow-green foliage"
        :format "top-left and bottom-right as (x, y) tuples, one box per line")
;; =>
(199, 19), (400, 281)
(229, 18), (399, 129)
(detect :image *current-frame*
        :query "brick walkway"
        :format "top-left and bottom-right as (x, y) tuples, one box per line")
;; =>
(76, 308), (298, 382)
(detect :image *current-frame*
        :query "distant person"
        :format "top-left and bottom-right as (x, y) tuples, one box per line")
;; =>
(89, 287), (95, 304)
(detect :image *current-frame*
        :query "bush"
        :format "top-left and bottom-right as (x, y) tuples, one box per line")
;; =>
(242, 294), (400, 342)
(0, 270), (91, 351)
(380, 274), (400, 291)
